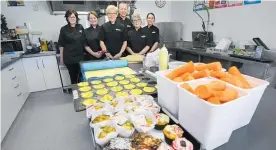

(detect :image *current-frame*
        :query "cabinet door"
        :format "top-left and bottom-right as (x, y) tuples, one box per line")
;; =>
(39, 56), (62, 89)
(1, 67), (18, 141)
(14, 60), (30, 105)
(22, 57), (46, 92)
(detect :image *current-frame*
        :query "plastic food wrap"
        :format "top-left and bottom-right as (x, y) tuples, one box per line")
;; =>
(130, 110), (157, 133)
(112, 112), (135, 138)
(90, 111), (113, 128)
(94, 121), (118, 146)
(86, 103), (113, 119)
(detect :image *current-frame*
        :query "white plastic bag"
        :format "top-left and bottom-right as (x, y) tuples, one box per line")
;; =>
(94, 121), (118, 146)
(144, 48), (161, 68)
(130, 110), (157, 133)
(86, 103), (113, 119)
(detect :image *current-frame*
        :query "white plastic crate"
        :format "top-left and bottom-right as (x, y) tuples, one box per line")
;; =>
(156, 69), (180, 119)
(177, 78), (249, 150)
(213, 75), (269, 130)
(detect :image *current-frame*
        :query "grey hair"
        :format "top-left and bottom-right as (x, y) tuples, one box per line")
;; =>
(131, 13), (141, 23)
(106, 5), (118, 15)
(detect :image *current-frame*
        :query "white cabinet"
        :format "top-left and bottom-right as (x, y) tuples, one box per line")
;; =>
(22, 55), (61, 92)
(1, 60), (30, 142)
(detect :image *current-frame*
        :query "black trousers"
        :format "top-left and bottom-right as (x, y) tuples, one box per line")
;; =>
(65, 63), (81, 84)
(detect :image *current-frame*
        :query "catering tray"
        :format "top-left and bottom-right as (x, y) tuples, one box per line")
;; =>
(72, 73), (157, 112)
(89, 108), (201, 150)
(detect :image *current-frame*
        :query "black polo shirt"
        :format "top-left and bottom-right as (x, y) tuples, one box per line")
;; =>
(127, 28), (150, 54)
(58, 24), (85, 64)
(98, 21), (128, 56)
(143, 25), (160, 47)
(117, 17), (134, 32)
(84, 25), (101, 52)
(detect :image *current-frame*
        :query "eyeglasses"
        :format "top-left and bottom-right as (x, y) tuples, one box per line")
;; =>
(132, 19), (141, 23)
(107, 12), (117, 15)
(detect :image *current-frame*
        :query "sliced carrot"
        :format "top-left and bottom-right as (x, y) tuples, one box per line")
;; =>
(206, 62), (222, 71)
(219, 88), (238, 102)
(195, 85), (213, 99)
(208, 81), (226, 91)
(228, 66), (251, 89)
(166, 61), (195, 80)
(181, 83), (195, 94)
(179, 72), (190, 80)
(210, 71), (226, 79)
(207, 96), (221, 104)
(220, 77), (244, 88)
(183, 74), (195, 81)
(172, 77), (183, 82)
(191, 69), (210, 79)
(195, 63), (207, 71)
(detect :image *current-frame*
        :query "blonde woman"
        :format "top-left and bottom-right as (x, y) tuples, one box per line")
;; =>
(84, 11), (103, 60)
(98, 5), (127, 59)
(126, 13), (150, 55)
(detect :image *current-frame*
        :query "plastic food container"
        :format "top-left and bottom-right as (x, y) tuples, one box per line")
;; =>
(177, 78), (249, 150)
(156, 69), (180, 118)
(213, 74), (269, 130)
(168, 61), (187, 69)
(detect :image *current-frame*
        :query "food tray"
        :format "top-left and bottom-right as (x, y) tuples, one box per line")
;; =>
(72, 73), (157, 112)
(89, 108), (201, 150)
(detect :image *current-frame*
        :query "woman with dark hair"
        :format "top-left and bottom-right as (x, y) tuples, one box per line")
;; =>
(143, 13), (160, 52)
(84, 11), (103, 60)
(58, 9), (85, 84)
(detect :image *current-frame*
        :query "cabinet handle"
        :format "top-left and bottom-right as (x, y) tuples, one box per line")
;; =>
(9, 67), (14, 71)
(12, 76), (17, 80)
(14, 84), (19, 88)
(36, 60), (39, 69)
(42, 59), (45, 68)
(17, 92), (22, 97)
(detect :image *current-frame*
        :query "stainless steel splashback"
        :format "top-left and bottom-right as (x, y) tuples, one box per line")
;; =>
(155, 22), (184, 43)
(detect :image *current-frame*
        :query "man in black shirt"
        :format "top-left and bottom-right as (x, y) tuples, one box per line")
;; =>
(117, 2), (134, 32)
(98, 5), (128, 59)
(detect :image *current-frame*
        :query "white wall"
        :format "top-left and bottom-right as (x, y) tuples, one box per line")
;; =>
(170, 1), (276, 49)
(1, 0), (172, 42)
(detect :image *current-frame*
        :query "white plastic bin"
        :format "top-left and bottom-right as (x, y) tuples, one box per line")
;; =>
(178, 78), (249, 150)
(156, 69), (180, 118)
(168, 61), (187, 69)
(213, 75), (269, 130)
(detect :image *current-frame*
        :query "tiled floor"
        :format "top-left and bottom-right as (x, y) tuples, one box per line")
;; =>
(1, 89), (94, 150)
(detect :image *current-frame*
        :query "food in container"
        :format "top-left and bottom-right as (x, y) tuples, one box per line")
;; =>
(130, 89), (143, 95)
(94, 84), (105, 89)
(130, 111), (157, 133)
(172, 138), (194, 150)
(100, 94), (114, 102)
(77, 82), (89, 87)
(107, 81), (118, 87)
(82, 99), (97, 106)
(91, 80), (102, 85)
(103, 78), (114, 83)
(124, 98), (134, 104)
(111, 86), (123, 92)
(163, 125), (184, 145)
(115, 76), (125, 81)
(79, 86), (91, 92)
(92, 114), (111, 124)
(124, 84), (135, 90)
(119, 80), (130, 85)
(81, 91), (93, 98)
(116, 91), (129, 98)
(103, 138), (131, 150)
(136, 82), (148, 87)
(98, 125), (116, 139)
(155, 113), (170, 130)
(130, 77), (141, 83)
(125, 74), (135, 79)
(131, 133), (162, 149)
(96, 88), (109, 95)
(143, 87), (156, 93)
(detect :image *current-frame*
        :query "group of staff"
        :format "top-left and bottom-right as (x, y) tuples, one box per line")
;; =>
(58, 2), (160, 84)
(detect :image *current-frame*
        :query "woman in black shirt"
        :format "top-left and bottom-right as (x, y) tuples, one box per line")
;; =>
(143, 13), (160, 52)
(98, 5), (128, 59)
(58, 9), (85, 84)
(84, 11), (103, 60)
(126, 13), (150, 55)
